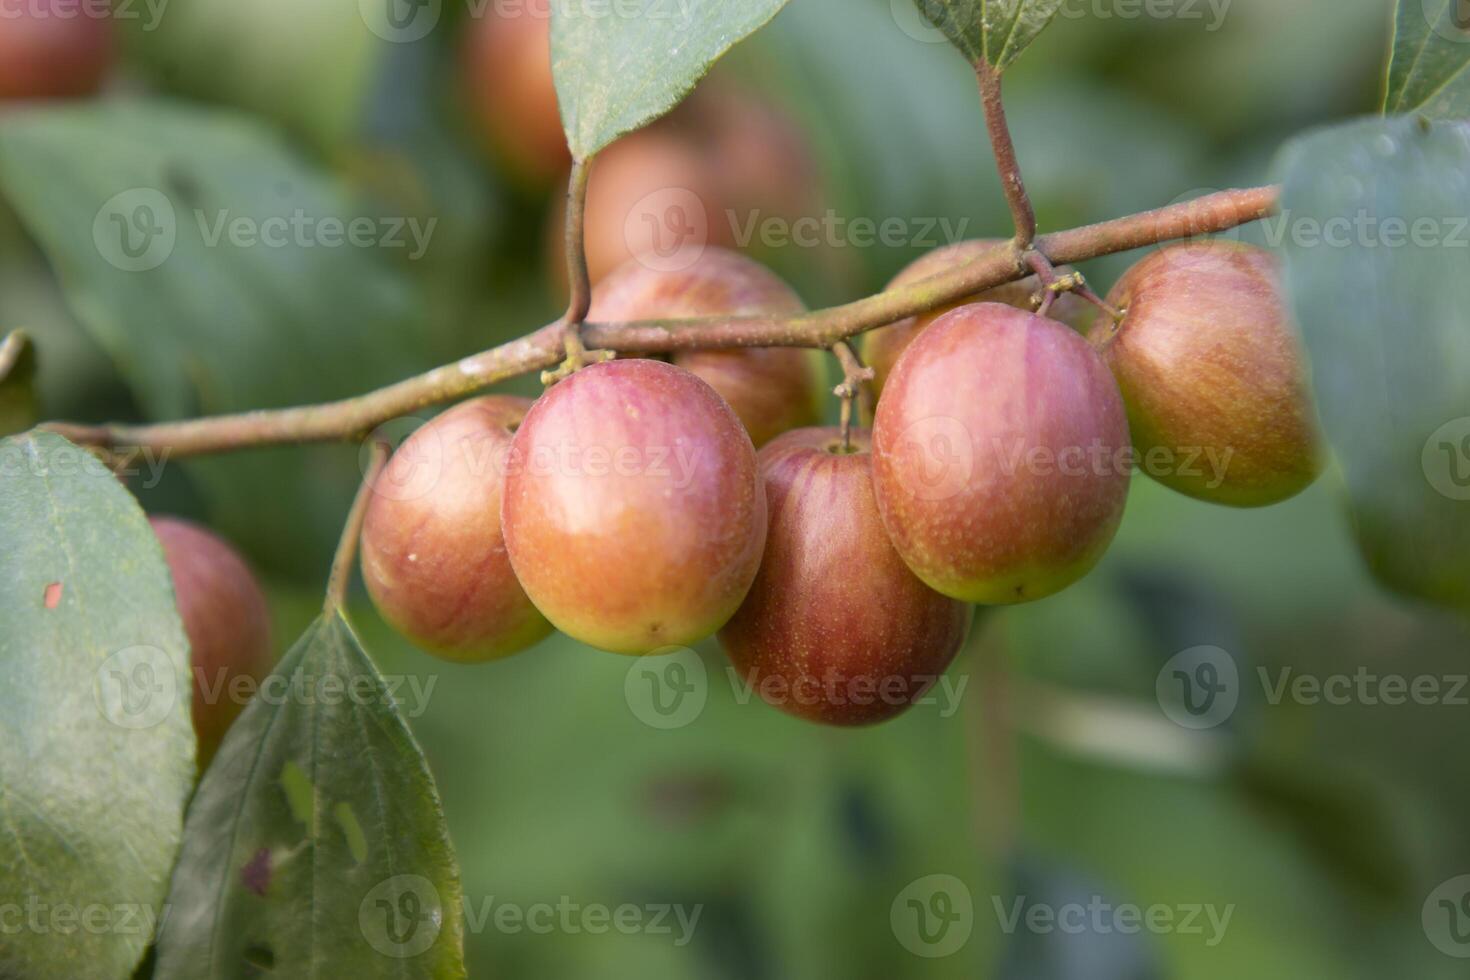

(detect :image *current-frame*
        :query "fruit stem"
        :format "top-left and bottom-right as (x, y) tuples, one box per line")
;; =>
(38, 186), (1278, 459)
(831, 342), (875, 451)
(543, 158), (615, 386)
(1024, 249), (1124, 323)
(325, 439), (389, 616)
(976, 62), (1037, 249)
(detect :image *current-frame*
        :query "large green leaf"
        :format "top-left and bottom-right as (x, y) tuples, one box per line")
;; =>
(1385, 0), (1470, 117)
(551, 0), (790, 160)
(0, 101), (437, 575)
(0, 431), (195, 979)
(0, 330), (37, 437)
(911, 0), (1066, 70)
(155, 612), (466, 979)
(1276, 115), (1470, 610)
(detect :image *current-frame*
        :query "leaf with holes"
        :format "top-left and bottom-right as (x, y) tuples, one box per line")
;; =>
(154, 611), (466, 979)
(911, 0), (1066, 70)
(0, 430), (195, 980)
(551, 0), (790, 160)
(0, 330), (37, 437)
(1276, 115), (1470, 610)
(1385, 0), (1470, 117)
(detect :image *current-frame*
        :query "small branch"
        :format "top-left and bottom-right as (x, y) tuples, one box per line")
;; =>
(1024, 249), (1123, 323)
(42, 185), (1279, 460)
(831, 342), (874, 451)
(977, 62), (1036, 247)
(325, 439), (389, 615)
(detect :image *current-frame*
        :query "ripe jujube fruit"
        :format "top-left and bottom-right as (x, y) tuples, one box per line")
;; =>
(1088, 241), (1324, 507)
(149, 516), (273, 763)
(360, 396), (552, 663)
(719, 427), (972, 726)
(872, 303), (1130, 605)
(589, 247), (824, 447)
(502, 359), (767, 655)
(460, 1), (569, 187)
(0, 1), (113, 100)
(862, 239), (1091, 401)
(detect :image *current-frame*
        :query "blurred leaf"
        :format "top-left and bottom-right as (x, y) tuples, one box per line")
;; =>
(913, 0), (1066, 70)
(551, 0), (790, 159)
(1385, 0), (1470, 117)
(0, 329), (37, 436)
(123, 0), (385, 150)
(0, 101), (439, 575)
(155, 612), (466, 979)
(1276, 116), (1470, 611)
(0, 431), (195, 980)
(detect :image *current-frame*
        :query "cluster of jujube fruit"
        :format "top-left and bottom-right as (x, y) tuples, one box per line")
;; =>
(358, 238), (1323, 727)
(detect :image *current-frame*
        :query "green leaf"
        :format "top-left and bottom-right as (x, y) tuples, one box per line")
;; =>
(1275, 115), (1470, 610)
(0, 330), (38, 437)
(0, 101), (438, 575)
(1384, 0), (1470, 117)
(912, 0), (1066, 70)
(0, 430), (195, 979)
(155, 612), (466, 979)
(551, 0), (790, 160)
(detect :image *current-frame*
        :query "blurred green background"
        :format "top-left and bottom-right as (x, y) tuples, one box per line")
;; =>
(6, 0), (1470, 976)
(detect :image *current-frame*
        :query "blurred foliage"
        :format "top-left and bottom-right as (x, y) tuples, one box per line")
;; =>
(4, 0), (1468, 977)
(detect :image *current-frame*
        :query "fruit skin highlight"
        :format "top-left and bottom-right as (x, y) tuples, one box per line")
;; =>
(150, 516), (273, 763)
(360, 396), (552, 663)
(719, 427), (972, 726)
(0, 1), (113, 101)
(872, 303), (1131, 605)
(590, 247), (825, 447)
(862, 239), (1092, 401)
(1090, 241), (1324, 507)
(502, 359), (768, 655)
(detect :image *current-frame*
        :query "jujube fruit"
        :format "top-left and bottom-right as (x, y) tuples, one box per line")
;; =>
(360, 396), (552, 663)
(1088, 241), (1324, 507)
(0, 0), (113, 100)
(149, 516), (273, 763)
(862, 239), (1091, 401)
(589, 246), (825, 447)
(872, 303), (1131, 604)
(502, 359), (767, 655)
(719, 427), (972, 726)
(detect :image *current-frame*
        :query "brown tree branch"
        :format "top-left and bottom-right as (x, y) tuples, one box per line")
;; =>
(41, 185), (1279, 459)
(977, 63), (1036, 247)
